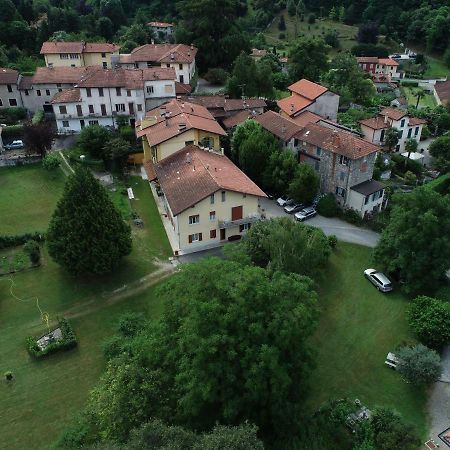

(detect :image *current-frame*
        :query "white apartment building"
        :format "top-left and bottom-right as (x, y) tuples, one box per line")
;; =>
(51, 67), (176, 134)
(113, 43), (197, 84)
(359, 107), (427, 153)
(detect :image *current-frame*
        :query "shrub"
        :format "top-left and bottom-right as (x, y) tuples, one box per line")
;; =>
(396, 344), (441, 385)
(116, 312), (146, 337)
(0, 107), (27, 124)
(42, 153), (60, 170)
(0, 232), (45, 250)
(26, 318), (77, 358)
(436, 283), (450, 302)
(32, 110), (45, 125)
(204, 68), (229, 85)
(308, 13), (316, 24)
(279, 33), (285, 40)
(401, 81), (419, 88)
(327, 235), (338, 249)
(4, 371), (13, 381)
(391, 153), (423, 177)
(338, 208), (364, 226)
(317, 193), (338, 217)
(23, 240), (41, 265)
(1, 124), (24, 138)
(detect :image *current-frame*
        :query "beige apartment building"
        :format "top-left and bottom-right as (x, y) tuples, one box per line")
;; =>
(40, 42), (120, 68)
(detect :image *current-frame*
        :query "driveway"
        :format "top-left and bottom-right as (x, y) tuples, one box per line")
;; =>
(260, 198), (380, 248)
(427, 346), (450, 447)
(195, 78), (225, 94)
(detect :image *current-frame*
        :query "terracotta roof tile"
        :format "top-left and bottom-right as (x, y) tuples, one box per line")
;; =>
(291, 110), (322, 127)
(175, 81), (192, 94)
(147, 21), (174, 28)
(121, 43), (197, 64)
(359, 116), (389, 130)
(40, 41), (120, 54)
(51, 88), (81, 103)
(254, 110), (301, 140)
(277, 94), (312, 116)
(18, 75), (33, 90)
(251, 48), (267, 57)
(378, 58), (399, 66)
(222, 110), (260, 129)
(380, 107), (407, 121)
(144, 160), (157, 181)
(296, 123), (379, 159)
(288, 79), (328, 100)
(32, 66), (89, 84)
(409, 116), (427, 126)
(434, 79), (450, 105)
(155, 145), (267, 215)
(223, 98), (266, 111)
(0, 68), (19, 85)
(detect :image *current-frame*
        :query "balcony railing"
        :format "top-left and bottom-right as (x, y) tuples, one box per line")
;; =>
(218, 213), (262, 229)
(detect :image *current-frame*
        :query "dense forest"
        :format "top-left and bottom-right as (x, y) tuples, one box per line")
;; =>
(0, 0), (449, 74)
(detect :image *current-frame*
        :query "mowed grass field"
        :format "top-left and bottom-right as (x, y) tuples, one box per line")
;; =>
(308, 243), (427, 437)
(401, 86), (436, 109)
(0, 164), (171, 450)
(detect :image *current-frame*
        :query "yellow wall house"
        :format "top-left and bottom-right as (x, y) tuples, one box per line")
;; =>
(135, 98), (227, 163)
(147, 144), (267, 255)
(40, 42), (120, 69)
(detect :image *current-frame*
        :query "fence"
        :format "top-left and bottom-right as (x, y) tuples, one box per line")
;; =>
(0, 155), (41, 167)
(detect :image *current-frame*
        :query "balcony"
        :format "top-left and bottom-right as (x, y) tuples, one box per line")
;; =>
(218, 213), (262, 229)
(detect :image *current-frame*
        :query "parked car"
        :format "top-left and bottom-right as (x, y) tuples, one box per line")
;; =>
(4, 140), (24, 150)
(284, 202), (306, 214)
(276, 195), (294, 207)
(364, 269), (393, 292)
(294, 206), (317, 221)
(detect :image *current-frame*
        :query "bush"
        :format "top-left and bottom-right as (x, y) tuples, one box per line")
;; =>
(279, 33), (285, 40)
(317, 193), (338, 217)
(338, 208), (364, 226)
(23, 240), (41, 265)
(308, 13), (316, 24)
(116, 312), (146, 337)
(42, 153), (60, 170)
(436, 283), (450, 302)
(204, 68), (229, 85)
(1, 124), (24, 138)
(391, 153), (423, 177)
(401, 81), (419, 88)
(0, 106), (27, 124)
(327, 235), (338, 249)
(396, 344), (441, 385)
(0, 232), (45, 250)
(32, 110), (45, 125)
(26, 318), (77, 358)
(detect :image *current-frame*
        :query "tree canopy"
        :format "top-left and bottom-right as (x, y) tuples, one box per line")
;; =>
(47, 167), (132, 275)
(396, 344), (441, 385)
(289, 37), (329, 82)
(288, 163), (319, 204)
(429, 135), (450, 173)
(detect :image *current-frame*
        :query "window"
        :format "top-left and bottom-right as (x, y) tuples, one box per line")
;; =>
(58, 88), (62, 92)
(69, 53), (79, 59)
(60, 53), (69, 59)
(86, 88), (91, 97)
(147, 62), (152, 68)
(137, 104), (142, 112)
(185, 140), (194, 146)
(8, 98), (17, 106)
(395, 144), (400, 152)
(164, 84), (173, 93)
(221, 191), (226, 202)
(0, 99), (2, 106)
(146, 85), (154, 94)
(364, 195), (369, 205)
(76, 105), (82, 116)
(37, 89), (41, 96)
(101, 104), (107, 116)
(407, 128), (412, 138)
(189, 214), (200, 224)
(56, 83), (61, 88)
(335, 187), (346, 198)
(339, 155), (350, 166)
(415, 126), (419, 136)
(62, 120), (69, 127)
(372, 190), (383, 202)
(98, 87), (104, 97)
(179, 75), (184, 83)
(339, 171), (346, 182)
(116, 87), (121, 96)
(80, 119), (85, 128)
(115, 104), (125, 112)
(179, 63), (183, 70)
(24, 89), (29, 96)
(88, 104), (94, 114)
(188, 233), (202, 243)
(209, 211), (216, 221)
(294, 138), (299, 146)
(102, 62), (107, 69)
(315, 160), (320, 171)
(59, 105), (67, 114)
(7, 84), (12, 93)
(46, 89), (50, 96)
(88, 120), (99, 125)
(240, 223), (251, 232)
(400, 119), (405, 128)
(380, 129), (385, 142)
(210, 229), (216, 239)
(166, 64), (170, 68)
(126, 89), (131, 97)
(210, 194), (215, 204)
(101, 52), (106, 58)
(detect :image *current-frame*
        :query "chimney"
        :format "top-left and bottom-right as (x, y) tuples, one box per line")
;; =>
(170, 53), (174, 60)
(290, 104), (294, 112)
(281, 125), (286, 134)
(178, 123), (186, 132)
(151, 39), (155, 45)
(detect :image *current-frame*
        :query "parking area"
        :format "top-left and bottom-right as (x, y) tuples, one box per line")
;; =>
(260, 198), (380, 248)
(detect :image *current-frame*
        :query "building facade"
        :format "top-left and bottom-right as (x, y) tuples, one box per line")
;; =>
(147, 22), (174, 40)
(0, 69), (23, 108)
(40, 42), (120, 68)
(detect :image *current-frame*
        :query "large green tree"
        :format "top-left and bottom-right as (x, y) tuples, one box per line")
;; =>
(288, 163), (319, 204)
(289, 37), (329, 82)
(396, 344), (441, 385)
(77, 124), (112, 160)
(374, 187), (450, 293)
(47, 167), (132, 275)
(429, 135), (450, 173)
(374, 187), (450, 292)
(262, 149), (298, 195)
(86, 258), (319, 443)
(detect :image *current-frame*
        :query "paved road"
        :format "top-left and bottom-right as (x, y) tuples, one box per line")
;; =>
(427, 346), (450, 447)
(260, 198), (380, 248)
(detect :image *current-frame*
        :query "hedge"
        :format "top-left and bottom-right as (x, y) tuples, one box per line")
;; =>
(0, 232), (45, 250)
(401, 81), (419, 87)
(26, 318), (77, 358)
(391, 153), (424, 177)
(1, 124), (24, 138)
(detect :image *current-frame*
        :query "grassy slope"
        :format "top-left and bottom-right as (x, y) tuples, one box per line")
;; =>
(307, 243), (427, 436)
(401, 86), (436, 108)
(0, 164), (171, 450)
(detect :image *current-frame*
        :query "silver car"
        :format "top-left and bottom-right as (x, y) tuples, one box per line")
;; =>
(294, 207), (317, 222)
(364, 269), (393, 292)
(284, 203), (306, 214)
(276, 195), (294, 207)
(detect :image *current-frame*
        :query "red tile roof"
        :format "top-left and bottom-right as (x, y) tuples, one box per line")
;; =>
(137, 99), (226, 146)
(378, 58), (399, 66)
(155, 145), (267, 215)
(380, 107), (407, 121)
(147, 21), (174, 28)
(32, 66), (89, 84)
(222, 110), (260, 129)
(434, 79), (450, 105)
(296, 123), (379, 159)
(357, 57), (379, 64)
(51, 88), (81, 103)
(121, 43), (197, 64)
(175, 81), (192, 95)
(18, 75), (33, 90)
(359, 116), (389, 130)
(143, 160), (157, 181)
(277, 94), (312, 116)
(291, 110), (322, 127)
(0, 68), (19, 85)
(40, 41), (120, 54)
(251, 48), (267, 57)
(409, 116), (427, 126)
(223, 98), (266, 111)
(254, 110), (301, 141)
(288, 79), (328, 100)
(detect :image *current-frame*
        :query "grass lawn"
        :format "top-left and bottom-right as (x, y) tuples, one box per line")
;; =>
(424, 55), (450, 79)
(308, 243), (427, 437)
(401, 86), (436, 109)
(264, 10), (359, 56)
(0, 163), (172, 450)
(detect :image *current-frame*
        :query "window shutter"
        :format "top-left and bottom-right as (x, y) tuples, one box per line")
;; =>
(188, 235), (192, 243)
(199, 233), (203, 241)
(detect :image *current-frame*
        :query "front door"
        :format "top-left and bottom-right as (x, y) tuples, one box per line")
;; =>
(231, 206), (243, 221)
(220, 228), (226, 241)
(128, 102), (134, 115)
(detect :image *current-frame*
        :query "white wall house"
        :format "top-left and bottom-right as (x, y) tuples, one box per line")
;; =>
(147, 22), (174, 40)
(0, 69), (23, 108)
(52, 67), (176, 134)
